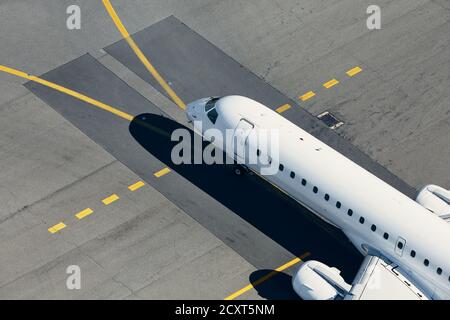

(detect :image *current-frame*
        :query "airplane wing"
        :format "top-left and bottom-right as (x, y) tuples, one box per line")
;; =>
(344, 255), (429, 300)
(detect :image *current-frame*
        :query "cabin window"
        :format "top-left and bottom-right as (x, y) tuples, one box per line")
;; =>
(410, 250), (416, 258)
(359, 217), (365, 224)
(301, 179), (307, 186)
(279, 164), (284, 171)
(437, 268), (442, 275)
(383, 232), (389, 240)
(347, 209), (353, 216)
(371, 224), (376, 232)
(324, 194), (330, 201)
(424, 259), (429, 267)
(336, 201), (341, 209)
(313, 186), (318, 194)
(290, 171), (295, 179)
(257, 149), (261, 156)
(397, 242), (404, 250)
(207, 108), (219, 124)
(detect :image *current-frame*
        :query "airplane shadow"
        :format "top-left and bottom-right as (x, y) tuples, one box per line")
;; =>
(249, 270), (300, 300)
(129, 113), (363, 281)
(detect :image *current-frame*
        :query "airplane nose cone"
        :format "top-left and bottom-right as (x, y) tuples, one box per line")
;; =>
(186, 103), (196, 122)
(187, 98), (208, 122)
(186, 97), (214, 122)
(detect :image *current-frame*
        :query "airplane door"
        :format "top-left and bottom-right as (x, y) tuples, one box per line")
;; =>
(233, 119), (254, 162)
(395, 237), (407, 257)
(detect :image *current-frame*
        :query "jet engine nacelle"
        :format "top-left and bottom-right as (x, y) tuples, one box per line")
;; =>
(416, 184), (450, 218)
(292, 260), (351, 300)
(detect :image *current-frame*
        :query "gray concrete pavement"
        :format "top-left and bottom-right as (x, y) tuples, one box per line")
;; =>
(25, 50), (359, 285)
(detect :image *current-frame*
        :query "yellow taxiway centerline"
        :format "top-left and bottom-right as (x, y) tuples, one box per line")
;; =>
(0, 65), (134, 122)
(224, 252), (311, 300)
(103, 0), (186, 110)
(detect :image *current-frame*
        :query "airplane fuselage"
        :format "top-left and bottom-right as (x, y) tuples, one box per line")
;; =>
(186, 95), (450, 299)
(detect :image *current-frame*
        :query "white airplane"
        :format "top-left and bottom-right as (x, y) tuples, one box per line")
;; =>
(186, 95), (450, 300)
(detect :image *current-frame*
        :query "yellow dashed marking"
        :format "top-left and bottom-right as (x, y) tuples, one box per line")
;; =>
(323, 79), (339, 89)
(299, 91), (316, 101)
(275, 104), (291, 113)
(346, 66), (362, 77)
(48, 222), (66, 234)
(224, 252), (311, 300)
(154, 167), (171, 178)
(75, 208), (94, 220)
(102, 194), (119, 205)
(128, 181), (145, 191)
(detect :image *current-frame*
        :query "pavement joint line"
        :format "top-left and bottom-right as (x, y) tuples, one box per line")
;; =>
(102, 194), (120, 205)
(224, 252), (311, 300)
(275, 104), (291, 113)
(128, 180), (145, 191)
(75, 208), (94, 220)
(154, 167), (171, 178)
(48, 222), (67, 234)
(346, 66), (362, 77)
(323, 78), (339, 89)
(103, 0), (186, 110)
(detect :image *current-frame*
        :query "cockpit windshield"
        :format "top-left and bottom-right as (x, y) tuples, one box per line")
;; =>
(207, 108), (219, 124)
(205, 97), (220, 112)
